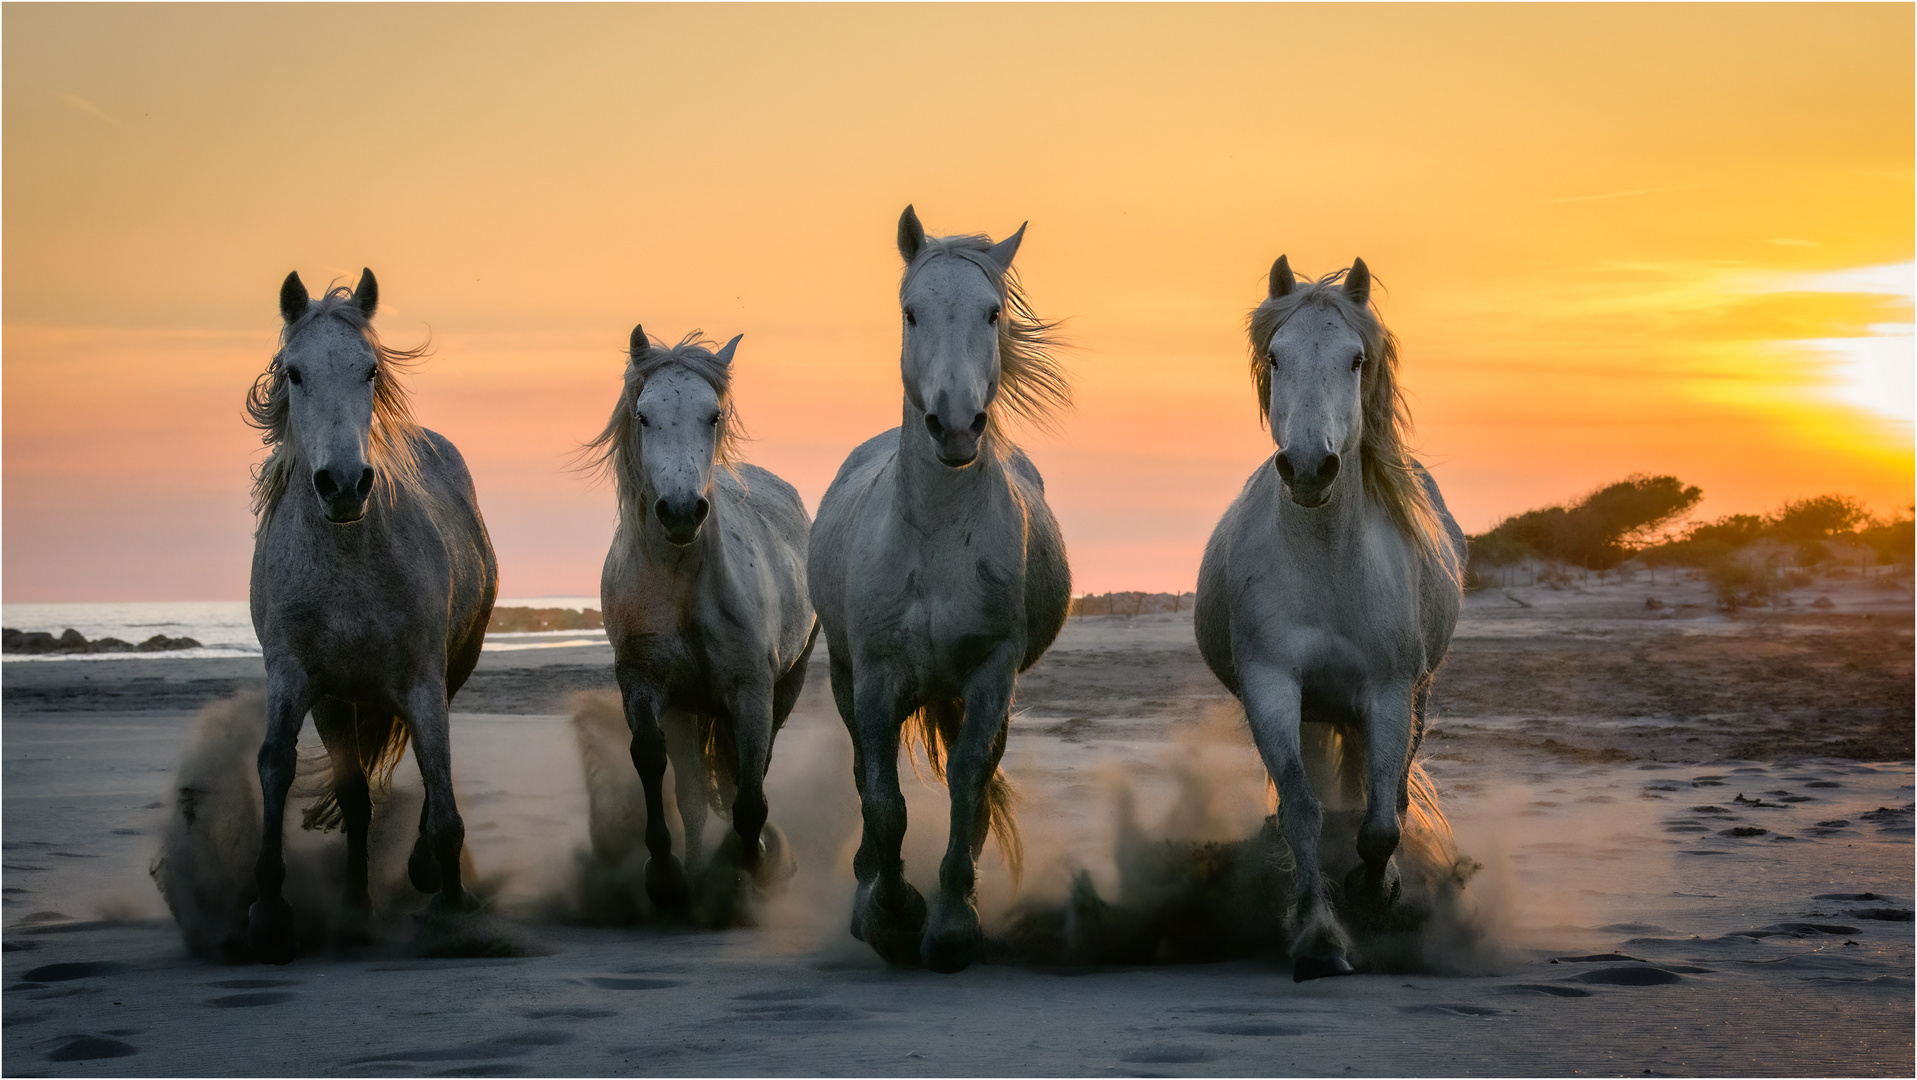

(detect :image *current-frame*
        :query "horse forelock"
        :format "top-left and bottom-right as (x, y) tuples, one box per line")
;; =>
(1246, 270), (1454, 578)
(244, 287), (427, 530)
(581, 331), (745, 517)
(901, 234), (1071, 443)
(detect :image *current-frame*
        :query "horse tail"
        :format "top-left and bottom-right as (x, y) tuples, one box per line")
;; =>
(699, 714), (738, 816)
(296, 709), (411, 832)
(902, 699), (1025, 885)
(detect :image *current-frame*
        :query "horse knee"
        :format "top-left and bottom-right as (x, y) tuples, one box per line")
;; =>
(628, 733), (667, 780)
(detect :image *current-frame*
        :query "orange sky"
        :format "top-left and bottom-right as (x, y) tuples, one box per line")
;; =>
(5, 4), (1911, 602)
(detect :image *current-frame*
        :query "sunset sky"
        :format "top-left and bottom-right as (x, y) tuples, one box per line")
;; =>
(5, 4), (1911, 602)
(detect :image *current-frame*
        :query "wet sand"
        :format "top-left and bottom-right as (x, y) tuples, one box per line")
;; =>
(3, 574), (1911, 1076)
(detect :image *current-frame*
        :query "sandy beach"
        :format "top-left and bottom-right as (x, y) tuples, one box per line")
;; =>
(4, 574), (1911, 1076)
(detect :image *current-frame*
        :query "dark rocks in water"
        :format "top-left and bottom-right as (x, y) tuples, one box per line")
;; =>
(1848, 907), (1915, 922)
(487, 607), (604, 633)
(1, 628), (199, 654)
(135, 634), (202, 652)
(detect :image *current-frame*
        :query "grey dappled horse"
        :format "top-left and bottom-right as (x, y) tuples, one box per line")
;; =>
(585, 328), (816, 910)
(809, 207), (1072, 973)
(245, 270), (497, 963)
(1195, 257), (1466, 981)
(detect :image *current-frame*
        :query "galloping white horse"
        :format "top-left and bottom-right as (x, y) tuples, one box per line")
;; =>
(809, 207), (1072, 972)
(585, 328), (816, 911)
(1195, 256), (1466, 980)
(246, 270), (497, 963)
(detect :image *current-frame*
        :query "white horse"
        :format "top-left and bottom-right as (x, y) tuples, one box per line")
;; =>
(1194, 256), (1466, 981)
(809, 206), (1072, 973)
(585, 327), (816, 911)
(246, 270), (497, 963)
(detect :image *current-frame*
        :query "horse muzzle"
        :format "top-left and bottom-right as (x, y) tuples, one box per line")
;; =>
(1275, 450), (1340, 508)
(313, 466), (374, 524)
(924, 410), (987, 468)
(655, 495), (710, 546)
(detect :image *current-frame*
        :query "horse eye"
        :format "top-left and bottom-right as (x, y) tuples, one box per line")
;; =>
(1352, 354), (1365, 372)
(904, 307), (917, 327)
(366, 367), (377, 383)
(707, 414), (721, 428)
(635, 412), (650, 428)
(988, 306), (1001, 325)
(287, 367), (303, 386)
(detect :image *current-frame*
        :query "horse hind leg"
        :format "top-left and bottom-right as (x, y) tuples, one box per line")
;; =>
(1241, 665), (1352, 981)
(311, 701), (374, 927)
(249, 670), (314, 964)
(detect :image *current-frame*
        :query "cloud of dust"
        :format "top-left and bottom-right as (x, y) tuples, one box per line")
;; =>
(149, 691), (498, 962)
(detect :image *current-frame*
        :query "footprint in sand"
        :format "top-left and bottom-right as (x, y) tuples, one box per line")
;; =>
(1119, 1044), (1212, 1064)
(1189, 1021), (1313, 1036)
(1572, 966), (1682, 986)
(202, 992), (298, 1008)
(349, 1030), (573, 1066)
(1496, 984), (1592, 998)
(583, 976), (678, 990)
(20, 961), (130, 983)
(1397, 1004), (1503, 1017)
(46, 1034), (139, 1062)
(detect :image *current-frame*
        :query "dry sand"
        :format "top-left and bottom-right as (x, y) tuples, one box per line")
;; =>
(3, 573), (1911, 1076)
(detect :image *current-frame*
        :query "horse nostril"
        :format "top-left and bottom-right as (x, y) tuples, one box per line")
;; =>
(693, 499), (709, 524)
(313, 470), (339, 498)
(968, 413), (987, 436)
(924, 414), (944, 438)
(654, 498), (671, 525)
(355, 468), (374, 498)
(1320, 453), (1340, 483)
(1274, 453), (1295, 485)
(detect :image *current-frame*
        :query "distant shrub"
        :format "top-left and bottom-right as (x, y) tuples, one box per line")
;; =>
(1470, 474), (1702, 572)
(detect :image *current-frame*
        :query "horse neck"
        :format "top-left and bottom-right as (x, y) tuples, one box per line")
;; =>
(1273, 463), (1371, 558)
(893, 398), (1005, 526)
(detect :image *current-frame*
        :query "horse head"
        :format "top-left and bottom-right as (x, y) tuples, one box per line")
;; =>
(1258, 256), (1373, 508)
(626, 326), (741, 545)
(277, 269), (383, 523)
(896, 205), (1027, 468)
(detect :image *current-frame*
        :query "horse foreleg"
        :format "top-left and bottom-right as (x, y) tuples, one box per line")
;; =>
(311, 701), (373, 923)
(249, 669), (313, 964)
(620, 680), (688, 911)
(404, 684), (468, 917)
(726, 688), (775, 878)
(1241, 663), (1352, 981)
(1346, 680), (1415, 923)
(849, 675), (921, 963)
(923, 652), (1018, 974)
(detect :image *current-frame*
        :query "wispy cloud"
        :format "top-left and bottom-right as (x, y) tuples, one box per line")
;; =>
(55, 92), (120, 128)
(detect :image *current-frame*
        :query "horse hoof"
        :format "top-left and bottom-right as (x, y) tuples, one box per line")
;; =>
(750, 825), (797, 894)
(247, 898), (297, 965)
(920, 899), (982, 974)
(854, 880), (927, 966)
(645, 855), (691, 911)
(408, 838), (442, 894)
(1292, 954), (1355, 982)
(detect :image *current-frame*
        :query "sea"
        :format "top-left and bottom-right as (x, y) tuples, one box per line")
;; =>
(0, 596), (607, 662)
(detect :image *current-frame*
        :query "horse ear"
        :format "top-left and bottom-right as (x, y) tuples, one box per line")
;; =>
(629, 324), (649, 359)
(1344, 258), (1371, 307)
(279, 271), (309, 323)
(353, 268), (378, 319)
(715, 334), (742, 367)
(1269, 255), (1296, 299)
(988, 222), (1027, 271)
(897, 205), (925, 263)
